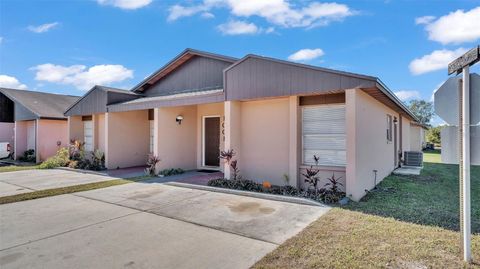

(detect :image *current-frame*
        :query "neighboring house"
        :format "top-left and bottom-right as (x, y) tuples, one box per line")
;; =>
(0, 88), (79, 162)
(65, 48), (421, 201)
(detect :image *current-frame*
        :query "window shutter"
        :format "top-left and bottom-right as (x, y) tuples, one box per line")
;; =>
(302, 105), (346, 166)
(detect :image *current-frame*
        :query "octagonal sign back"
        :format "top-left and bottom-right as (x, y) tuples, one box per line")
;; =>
(434, 73), (480, 126)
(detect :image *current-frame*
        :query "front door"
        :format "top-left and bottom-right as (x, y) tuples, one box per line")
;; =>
(203, 116), (220, 167)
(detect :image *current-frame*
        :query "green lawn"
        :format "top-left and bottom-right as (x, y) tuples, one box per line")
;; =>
(253, 150), (480, 268)
(423, 149), (441, 163)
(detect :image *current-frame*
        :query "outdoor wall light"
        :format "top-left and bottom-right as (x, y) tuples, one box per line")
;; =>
(176, 115), (184, 125)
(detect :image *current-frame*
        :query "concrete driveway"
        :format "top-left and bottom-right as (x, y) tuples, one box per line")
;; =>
(0, 175), (330, 269)
(0, 169), (115, 197)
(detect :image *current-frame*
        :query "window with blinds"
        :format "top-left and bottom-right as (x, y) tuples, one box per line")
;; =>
(302, 104), (346, 166)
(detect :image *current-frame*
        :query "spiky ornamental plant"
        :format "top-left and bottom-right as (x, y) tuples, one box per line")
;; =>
(220, 149), (240, 180)
(302, 154), (321, 195)
(145, 154), (161, 176)
(325, 172), (343, 194)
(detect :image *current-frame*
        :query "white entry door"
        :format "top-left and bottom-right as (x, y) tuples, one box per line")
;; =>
(84, 121), (93, 151)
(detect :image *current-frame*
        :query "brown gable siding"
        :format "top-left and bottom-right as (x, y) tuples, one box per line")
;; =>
(224, 56), (376, 101)
(65, 88), (108, 116)
(142, 56), (232, 97)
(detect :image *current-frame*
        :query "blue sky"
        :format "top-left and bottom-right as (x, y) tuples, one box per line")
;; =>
(0, 0), (479, 125)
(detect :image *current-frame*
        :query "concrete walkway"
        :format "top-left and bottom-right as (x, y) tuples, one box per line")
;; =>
(0, 181), (330, 269)
(0, 169), (116, 197)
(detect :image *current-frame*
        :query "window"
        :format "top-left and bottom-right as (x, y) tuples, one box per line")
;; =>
(386, 115), (393, 142)
(149, 120), (154, 153)
(83, 120), (93, 151)
(302, 104), (346, 166)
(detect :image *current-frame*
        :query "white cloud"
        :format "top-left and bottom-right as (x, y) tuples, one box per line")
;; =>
(0, 37), (3, 44)
(167, 0), (354, 29)
(409, 48), (467, 75)
(168, 4), (209, 21)
(97, 0), (152, 10)
(415, 15), (435, 25)
(394, 90), (421, 101)
(31, 63), (133, 91)
(0, 75), (28, 89)
(419, 7), (480, 44)
(217, 20), (260, 35)
(27, 22), (59, 33)
(201, 12), (215, 19)
(288, 48), (324, 61)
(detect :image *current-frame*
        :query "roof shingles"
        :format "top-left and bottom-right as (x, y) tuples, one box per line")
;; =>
(0, 88), (79, 119)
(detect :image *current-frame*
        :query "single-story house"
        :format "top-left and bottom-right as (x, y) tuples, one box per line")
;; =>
(65, 48), (422, 201)
(0, 88), (79, 162)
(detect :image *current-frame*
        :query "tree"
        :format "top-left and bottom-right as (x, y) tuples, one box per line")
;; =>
(408, 99), (434, 126)
(426, 126), (441, 144)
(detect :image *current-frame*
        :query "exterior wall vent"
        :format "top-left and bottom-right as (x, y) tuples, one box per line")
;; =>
(404, 151), (423, 167)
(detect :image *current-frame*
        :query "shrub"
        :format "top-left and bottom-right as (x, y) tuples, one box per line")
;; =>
(91, 149), (105, 171)
(207, 174), (345, 204)
(159, 168), (185, 177)
(39, 147), (70, 169)
(19, 149), (36, 163)
(69, 140), (85, 161)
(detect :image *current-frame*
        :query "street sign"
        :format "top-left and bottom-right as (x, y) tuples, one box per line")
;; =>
(448, 46), (479, 75)
(434, 73), (480, 126)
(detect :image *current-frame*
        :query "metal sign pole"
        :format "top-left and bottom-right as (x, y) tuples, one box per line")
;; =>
(461, 65), (471, 262)
(447, 45), (478, 263)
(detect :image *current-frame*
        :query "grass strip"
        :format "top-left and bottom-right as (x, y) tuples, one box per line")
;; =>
(0, 165), (39, 173)
(0, 176), (149, 205)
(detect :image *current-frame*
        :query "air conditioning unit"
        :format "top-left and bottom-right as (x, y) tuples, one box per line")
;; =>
(404, 151), (423, 167)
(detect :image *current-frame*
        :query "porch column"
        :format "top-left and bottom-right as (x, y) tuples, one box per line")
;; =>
(104, 112), (111, 169)
(289, 96), (299, 187)
(153, 108), (160, 158)
(224, 101), (241, 179)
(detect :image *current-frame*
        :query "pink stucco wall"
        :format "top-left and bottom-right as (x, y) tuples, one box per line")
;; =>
(401, 116), (411, 152)
(237, 98), (291, 186)
(68, 116), (83, 142)
(14, 120), (36, 160)
(153, 106), (197, 171)
(36, 119), (69, 162)
(346, 89), (401, 201)
(105, 110), (150, 169)
(0, 122), (14, 151)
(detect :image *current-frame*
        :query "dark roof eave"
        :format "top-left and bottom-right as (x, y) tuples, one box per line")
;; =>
(375, 79), (420, 122)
